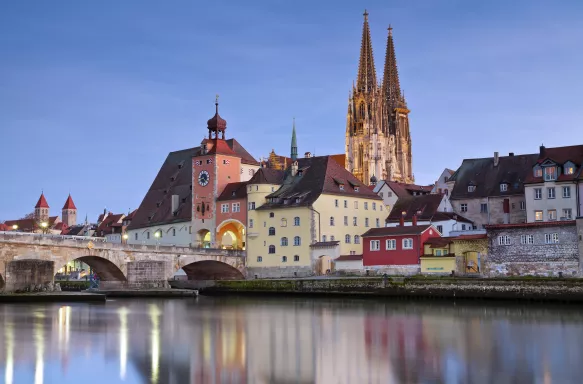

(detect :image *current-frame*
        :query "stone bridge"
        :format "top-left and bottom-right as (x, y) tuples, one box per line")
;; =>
(0, 232), (246, 292)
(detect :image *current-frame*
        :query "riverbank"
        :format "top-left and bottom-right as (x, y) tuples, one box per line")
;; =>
(90, 288), (198, 298)
(201, 277), (583, 303)
(0, 291), (106, 303)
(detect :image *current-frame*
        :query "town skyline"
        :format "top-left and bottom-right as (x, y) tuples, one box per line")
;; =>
(2, 0), (583, 221)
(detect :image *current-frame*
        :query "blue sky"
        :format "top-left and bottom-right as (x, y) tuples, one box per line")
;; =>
(1, 0), (582, 222)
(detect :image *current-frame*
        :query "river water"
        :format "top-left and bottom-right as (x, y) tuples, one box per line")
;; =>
(0, 296), (582, 384)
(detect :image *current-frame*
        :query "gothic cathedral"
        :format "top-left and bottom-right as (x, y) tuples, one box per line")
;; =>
(345, 11), (414, 185)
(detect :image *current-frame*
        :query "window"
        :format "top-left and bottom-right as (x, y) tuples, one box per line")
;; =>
(520, 235), (534, 244)
(294, 255), (300, 262)
(547, 187), (555, 199)
(497, 235), (511, 245)
(250, 169), (254, 175)
(172, 228), (176, 236)
(354, 235), (360, 244)
(353, 217), (357, 226)
(563, 186), (571, 198)
(564, 163), (575, 175)
(257, 256), (263, 262)
(534, 166), (542, 177)
(335, 199), (339, 207)
(402, 238), (413, 249)
(545, 233), (559, 244)
(534, 188), (542, 200)
(437, 225), (443, 234)
(365, 218), (369, 227)
(376, 218), (380, 227)
(322, 235), (327, 242)
(344, 216), (348, 226)
(520, 201), (526, 210)
(294, 217), (300, 226)
(544, 166), (557, 181)
(339, 185), (345, 191)
(221, 204), (229, 213)
(364, 202), (368, 210)
(563, 208), (572, 219)
(435, 249), (443, 256)
(330, 217), (335, 226)
(370, 240), (380, 251)
(372, 202), (376, 210)
(282, 256), (287, 263)
(147, 232), (150, 239)
(232, 203), (240, 212)
(354, 201), (358, 209)
(534, 211), (543, 221)
(548, 209), (557, 221)
(248, 202), (256, 210)
(468, 185), (476, 192)
(345, 234), (351, 243)
(269, 212), (275, 218)
(294, 236), (301, 246)
(380, 192), (384, 198)
(462, 224), (467, 230)
(461, 204), (468, 212)
(134, 233), (138, 240)
(189, 226), (192, 234)
(380, 205), (383, 211)
(500, 183), (508, 192)
(386, 239), (396, 250)
(355, 186), (359, 192)
(268, 227), (275, 236)
(281, 237), (288, 246)
(268, 245), (275, 254)
(330, 235), (335, 241)
(480, 203), (488, 213)
(249, 219), (254, 228)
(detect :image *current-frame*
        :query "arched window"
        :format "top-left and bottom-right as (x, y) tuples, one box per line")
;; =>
(294, 217), (300, 226)
(269, 212), (275, 218)
(282, 256), (288, 263)
(354, 235), (360, 244)
(268, 245), (275, 254)
(330, 217), (335, 226)
(345, 234), (351, 243)
(172, 228), (176, 236)
(359, 103), (365, 118)
(257, 256), (263, 262)
(294, 236), (301, 246)
(281, 237), (288, 246)
(268, 227), (275, 236)
(294, 255), (300, 262)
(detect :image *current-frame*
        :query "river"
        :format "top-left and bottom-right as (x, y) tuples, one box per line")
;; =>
(0, 296), (582, 384)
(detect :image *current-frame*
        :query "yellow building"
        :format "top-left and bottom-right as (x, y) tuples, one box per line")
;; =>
(246, 125), (385, 278)
(420, 234), (488, 275)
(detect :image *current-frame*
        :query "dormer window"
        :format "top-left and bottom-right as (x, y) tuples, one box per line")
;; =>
(544, 166), (557, 181)
(295, 198), (300, 204)
(354, 186), (359, 192)
(500, 183), (508, 192)
(232, 191), (236, 197)
(468, 185), (476, 192)
(533, 165), (542, 177)
(339, 184), (345, 191)
(564, 162), (575, 175)
(297, 170), (303, 176)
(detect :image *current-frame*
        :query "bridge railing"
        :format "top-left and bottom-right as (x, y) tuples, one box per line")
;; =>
(0, 230), (107, 242)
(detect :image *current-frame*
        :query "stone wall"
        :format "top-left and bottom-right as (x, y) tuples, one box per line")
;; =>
(364, 265), (419, 276)
(451, 195), (526, 228)
(126, 261), (169, 288)
(5, 260), (54, 292)
(246, 266), (313, 279)
(487, 223), (579, 277)
(578, 218), (583, 275)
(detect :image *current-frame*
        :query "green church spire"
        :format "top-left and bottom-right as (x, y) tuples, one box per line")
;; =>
(291, 118), (298, 162)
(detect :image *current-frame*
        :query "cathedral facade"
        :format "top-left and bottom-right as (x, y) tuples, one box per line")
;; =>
(345, 11), (414, 185)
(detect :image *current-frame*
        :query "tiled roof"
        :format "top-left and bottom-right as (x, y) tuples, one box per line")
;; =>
(310, 241), (340, 247)
(449, 153), (539, 199)
(62, 194), (77, 210)
(35, 193), (49, 208)
(217, 182), (248, 201)
(455, 233), (487, 240)
(97, 213), (124, 233)
(385, 194), (472, 224)
(249, 168), (285, 185)
(384, 181), (434, 198)
(486, 220), (575, 230)
(124, 209), (137, 221)
(524, 144), (583, 184)
(362, 225), (433, 237)
(4, 216), (59, 232)
(335, 254), (363, 261)
(200, 138), (259, 165)
(258, 156), (380, 210)
(432, 212), (473, 224)
(329, 154), (346, 167)
(205, 139), (237, 157)
(424, 237), (454, 248)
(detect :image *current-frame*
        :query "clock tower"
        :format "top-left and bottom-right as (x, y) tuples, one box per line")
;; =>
(192, 97), (242, 247)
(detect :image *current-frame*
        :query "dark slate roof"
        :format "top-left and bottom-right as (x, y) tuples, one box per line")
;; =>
(335, 254), (363, 261)
(383, 181), (434, 198)
(524, 144), (583, 184)
(217, 182), (248, 201)
(386, 194), (443, 222)
(249, 168), (285, 184)
(227, 138), (260, 165)
(449, 153), (539, 199)
(128, 147), (199, 230)
(362, 225), (433, 237)
(257, 156), (381, 210)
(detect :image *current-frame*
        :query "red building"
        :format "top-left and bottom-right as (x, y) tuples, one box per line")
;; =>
(362, 219), (440, 268)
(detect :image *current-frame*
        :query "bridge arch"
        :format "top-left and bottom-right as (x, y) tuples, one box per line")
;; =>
(182, 260), (244, 280)
(0, 273), (4, 290)
(55, 256), (127, 281)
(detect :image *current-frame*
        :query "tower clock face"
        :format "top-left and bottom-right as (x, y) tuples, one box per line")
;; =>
(198, 170), (210, 186)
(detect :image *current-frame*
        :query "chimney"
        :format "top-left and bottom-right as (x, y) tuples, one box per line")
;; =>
(399, 211), (406, 227)
(304, 152), (312, 158)
(412, 214), (418, 226)
(494, 152), (499, 167)
(509, 152), (514, 156)
(171, 194), (179, 214)
(503, 198), (510, 224)
(540, 144), (545, 157)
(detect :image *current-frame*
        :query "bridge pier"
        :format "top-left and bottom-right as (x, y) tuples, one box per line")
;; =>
(125, 261), (169, 289)
(5, 260), (55, 292)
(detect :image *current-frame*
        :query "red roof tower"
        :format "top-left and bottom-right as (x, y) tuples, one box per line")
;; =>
(62, 194), (77, 210)
(35, 193), (49, 208)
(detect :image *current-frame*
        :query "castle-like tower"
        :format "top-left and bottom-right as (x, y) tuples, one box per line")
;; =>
(345, 11), (414, 185)
(62, 194), (77, 227)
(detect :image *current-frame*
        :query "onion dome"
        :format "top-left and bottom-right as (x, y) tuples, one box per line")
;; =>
(207, 95), (227, 139)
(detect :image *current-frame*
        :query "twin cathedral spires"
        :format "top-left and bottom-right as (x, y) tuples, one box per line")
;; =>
(346, 10), (414, 185)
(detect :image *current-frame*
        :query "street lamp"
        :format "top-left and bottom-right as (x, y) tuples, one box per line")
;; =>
(154, 232), (160, 238)
(12, 224), (18, 230)
(122, 234), (128, 240)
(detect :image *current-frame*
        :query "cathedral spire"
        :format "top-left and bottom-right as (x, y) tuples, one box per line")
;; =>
(356, 10), (377, 93)
(291, 118), (298, 162)
(382, 25), (403, 107)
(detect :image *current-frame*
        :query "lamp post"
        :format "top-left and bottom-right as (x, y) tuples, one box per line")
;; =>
(154, 231), (160, 250)
(12, 224), (18, 231)
(40, 222), (48, 234)
(122, 233), (128, 244)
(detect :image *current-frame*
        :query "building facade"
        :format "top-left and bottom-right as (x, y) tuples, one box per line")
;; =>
(345, 11), (414, 185)
(4, 192), (72, 234)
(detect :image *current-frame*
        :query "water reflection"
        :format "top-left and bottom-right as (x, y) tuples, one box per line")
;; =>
(0, 299), (583, 383)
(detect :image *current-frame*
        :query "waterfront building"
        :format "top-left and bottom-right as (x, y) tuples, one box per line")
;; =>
(361, 219), (440, 275)
(373, 180), (433, 213)
(246, 124), (385, 278)
(523, 144), (583, 222)
(447, 151), (538, 228)
(420, 234), (487, 275)
(345, 11), (414, 185)
(4, 192), (72, 234)
(94, 211), (126, 243)
(127, 99), (260, 247)
(431, 168), (456, 211)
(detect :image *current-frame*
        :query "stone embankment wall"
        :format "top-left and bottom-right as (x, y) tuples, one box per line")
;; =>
(5, 260), (54, 292)
(205, 277), (583, 303)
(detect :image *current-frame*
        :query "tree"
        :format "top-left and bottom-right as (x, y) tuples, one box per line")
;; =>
(21, 212), (35, 220)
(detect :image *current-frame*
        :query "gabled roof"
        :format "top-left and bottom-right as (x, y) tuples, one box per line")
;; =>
(257, 156), (380, 210)
(35, 193), (49, 208)
(4, 216), (59, 232)
(124, 209), (137, 221)
(386, 194), (443, 222)
(97, 213), (124, 233)
(524, 144), (583, 184)
(362, 225), (433, 237)
(62, 194), (77, 210)
(383, 181), (434, 198)
(249, 168), (285, 185)
(205, 139), (237, 157)
(217, 182), (248, 201)
(335, 254), (363, 261)
(449, 153), (539, 199)
(329, 154), (346, 167)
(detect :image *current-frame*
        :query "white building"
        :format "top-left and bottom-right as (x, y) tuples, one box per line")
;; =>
(373, 180), (434, 213)
(431, 168), (455, 212)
